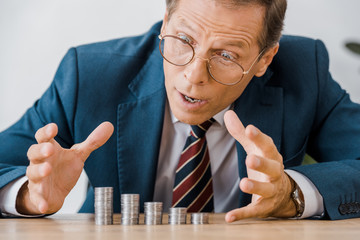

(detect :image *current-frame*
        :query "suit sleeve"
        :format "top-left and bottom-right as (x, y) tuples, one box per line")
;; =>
(291, 40), (360, 220)
(0, 48), (79, 198)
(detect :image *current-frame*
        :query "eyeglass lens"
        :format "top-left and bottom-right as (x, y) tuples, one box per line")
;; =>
(160, 35), (244, 85)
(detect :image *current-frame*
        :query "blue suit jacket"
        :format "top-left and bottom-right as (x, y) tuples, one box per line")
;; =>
(1, 22), (360, 219)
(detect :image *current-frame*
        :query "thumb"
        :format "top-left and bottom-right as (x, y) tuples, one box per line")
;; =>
(72, 121), (114, 160)
(224, 110), (253, 152)
(225, 204), (261, 222)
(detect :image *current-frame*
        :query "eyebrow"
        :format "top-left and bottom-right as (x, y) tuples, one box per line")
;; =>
(175, 18), (247, 51)
(222, 40), (246, 50)
(176, 18), (198, 34)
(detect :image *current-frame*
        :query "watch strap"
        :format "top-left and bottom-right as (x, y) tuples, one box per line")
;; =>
(291, 182), (305, 218)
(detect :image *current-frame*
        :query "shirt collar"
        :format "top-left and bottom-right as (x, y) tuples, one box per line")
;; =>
(170, 105), (230, 127)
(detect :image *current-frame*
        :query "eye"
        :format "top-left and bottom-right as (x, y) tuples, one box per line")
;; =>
(178, 34), (193, 44)
(219, 51), (235, 61)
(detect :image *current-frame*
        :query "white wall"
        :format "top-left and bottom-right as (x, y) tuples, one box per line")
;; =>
(0, 0), (166, 214)
(0, 0), (359, 214)
(285, 0), (360, 103)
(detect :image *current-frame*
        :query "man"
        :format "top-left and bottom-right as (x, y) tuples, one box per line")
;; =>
(0, 0), (359, 221)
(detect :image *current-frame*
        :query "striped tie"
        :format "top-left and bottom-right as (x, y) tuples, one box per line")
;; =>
(172, 119), (215, 212)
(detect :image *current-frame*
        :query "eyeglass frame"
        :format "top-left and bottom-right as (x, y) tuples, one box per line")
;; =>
(158, 34), (266, 86)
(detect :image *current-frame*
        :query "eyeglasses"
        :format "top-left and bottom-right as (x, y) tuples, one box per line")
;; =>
(158, 34), (265, 86)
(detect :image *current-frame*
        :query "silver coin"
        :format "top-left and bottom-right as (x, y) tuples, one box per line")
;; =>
(94, 187), (114, 225)
(121, 218), (139, 225)
(169, 207), (187, 214)
(190, 213), (209, 224)
(121, 194), (140, 225)
(144, 202), (163, 225)
(168, 207), (187, 224)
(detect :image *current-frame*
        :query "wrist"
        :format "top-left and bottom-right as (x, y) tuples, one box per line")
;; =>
(275, 173), (304, 218)
(288, 174), (305, 218)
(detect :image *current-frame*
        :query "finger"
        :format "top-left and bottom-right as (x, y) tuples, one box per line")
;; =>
(27, 142), (55, 163)
(28, 190), (49, 214)
(239, 177), (274, 198)
(26, 162), (52, 182)
(35, 123), (58, 144)
(225, 205), (263, 222)
(224, 110), (254, 152)
(38, 200), (49, 214)
(27, 182), (50, 214)
(245, 125), (280, 160)
(72, 121), (114, 160)
(246, 154), (283, 179)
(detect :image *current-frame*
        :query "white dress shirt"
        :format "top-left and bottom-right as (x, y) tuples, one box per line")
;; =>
(154, 102), (324, 216)
(154, 103), (240, 212)
(0, 102), (324, 217)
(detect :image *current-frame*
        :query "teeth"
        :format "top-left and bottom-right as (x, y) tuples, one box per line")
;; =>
(185, 95), (201, 103)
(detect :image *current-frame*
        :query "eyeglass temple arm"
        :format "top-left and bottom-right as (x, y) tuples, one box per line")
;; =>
(243, 48), (266, 75)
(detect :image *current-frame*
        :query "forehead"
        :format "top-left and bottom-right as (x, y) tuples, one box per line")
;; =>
(168, 0), (264, 50)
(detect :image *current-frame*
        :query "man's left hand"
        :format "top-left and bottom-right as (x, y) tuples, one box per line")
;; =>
(224, 110), (297, 222)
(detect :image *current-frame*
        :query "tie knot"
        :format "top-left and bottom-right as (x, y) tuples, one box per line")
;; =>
(190, 118), (215, 139)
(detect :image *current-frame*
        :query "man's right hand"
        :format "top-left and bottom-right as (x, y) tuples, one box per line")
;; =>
(16, 122), (114, 215)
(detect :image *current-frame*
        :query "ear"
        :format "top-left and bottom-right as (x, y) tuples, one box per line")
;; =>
(254, 43), (279, 77)
(160, 10), (169, 35)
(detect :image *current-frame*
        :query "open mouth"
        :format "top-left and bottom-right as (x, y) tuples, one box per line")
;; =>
(184, 95), (202, 103)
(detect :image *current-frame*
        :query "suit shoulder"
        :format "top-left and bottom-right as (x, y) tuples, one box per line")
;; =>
(268, 35), (330, 90)
(73, 21), (162, 58)
(274, 35), (329, 67)
(279, 35), (328, 57)
(279, 35), (318, 55)
(280, 35), (316, 44)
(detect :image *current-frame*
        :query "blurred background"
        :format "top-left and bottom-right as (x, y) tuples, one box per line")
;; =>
(0, 0), (359, 214)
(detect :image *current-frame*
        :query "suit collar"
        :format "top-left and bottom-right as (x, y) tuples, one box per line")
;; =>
(170, 105), (230, 127)
(128, 46), (165, 99)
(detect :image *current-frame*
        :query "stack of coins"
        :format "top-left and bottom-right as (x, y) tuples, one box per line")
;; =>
(94, 187), (113, 225)
(121, 194), (140, 225)
(144, 202), (163, 225)
(190, 213), (209, 224)
(168, 207), (187, 224)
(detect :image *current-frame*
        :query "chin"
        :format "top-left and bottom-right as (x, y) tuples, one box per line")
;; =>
(174, 111), (209, 125)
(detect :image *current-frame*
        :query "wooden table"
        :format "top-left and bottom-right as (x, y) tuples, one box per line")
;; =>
(1, 214), (359, 239)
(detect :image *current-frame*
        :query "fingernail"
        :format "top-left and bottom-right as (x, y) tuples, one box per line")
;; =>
(40, 164), (49, 177)
(229, 215), (236, 222)
(41, 146), (48, 157)
(251, 127), (258, 136)
(39, 201), (47, 213)
(254, 157), (260, 167)
(247, 180), (254, 190)
(46, 125), (52, 136)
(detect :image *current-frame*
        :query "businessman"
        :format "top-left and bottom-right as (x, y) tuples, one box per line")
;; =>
(1, 0), (360, 221)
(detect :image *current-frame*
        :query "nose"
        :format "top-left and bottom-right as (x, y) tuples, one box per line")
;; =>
(183, 56), (210, 85)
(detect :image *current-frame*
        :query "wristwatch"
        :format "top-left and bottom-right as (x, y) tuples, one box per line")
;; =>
(291, 182), (305, 218)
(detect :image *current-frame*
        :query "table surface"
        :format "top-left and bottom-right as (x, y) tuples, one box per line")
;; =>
(1, 213), (359, 240)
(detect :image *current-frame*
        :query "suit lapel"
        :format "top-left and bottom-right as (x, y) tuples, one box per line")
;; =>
(234, 69), (284, 206)
(116, 47), (166, 210)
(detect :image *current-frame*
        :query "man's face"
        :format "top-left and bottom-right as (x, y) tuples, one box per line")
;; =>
(162, 0), (268, 125)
